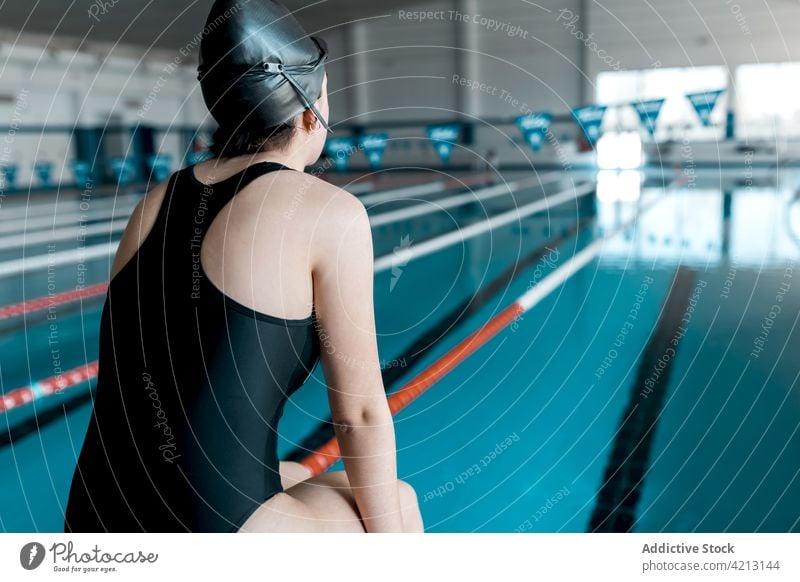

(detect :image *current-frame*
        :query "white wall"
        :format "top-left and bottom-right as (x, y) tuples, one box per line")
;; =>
(0, 40), (205, 186)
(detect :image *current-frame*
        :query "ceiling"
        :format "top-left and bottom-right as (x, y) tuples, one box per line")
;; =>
(0, 0), (422, 58)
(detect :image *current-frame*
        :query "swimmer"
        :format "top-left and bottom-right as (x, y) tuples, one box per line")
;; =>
(63, 0), (422, 533)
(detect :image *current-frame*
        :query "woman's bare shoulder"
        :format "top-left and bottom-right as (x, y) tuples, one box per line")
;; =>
(275, 173), (371, 266)
(279, 171), (368, 224)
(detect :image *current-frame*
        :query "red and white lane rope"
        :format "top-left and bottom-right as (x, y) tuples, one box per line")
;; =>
(0, 283), (107, 321)
(0, 362), (99, 413)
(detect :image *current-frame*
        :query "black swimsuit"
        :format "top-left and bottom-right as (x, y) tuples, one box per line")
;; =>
(64, 162), (320, 532)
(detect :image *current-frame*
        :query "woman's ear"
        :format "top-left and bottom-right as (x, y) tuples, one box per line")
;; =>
(301, 108), (319, 133)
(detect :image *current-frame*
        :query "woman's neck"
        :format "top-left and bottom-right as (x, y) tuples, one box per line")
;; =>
(246, 148), (308, 172)
(209, 147), (309, 174)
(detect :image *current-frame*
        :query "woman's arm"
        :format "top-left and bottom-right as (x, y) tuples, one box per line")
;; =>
(311, 192), (404, 533)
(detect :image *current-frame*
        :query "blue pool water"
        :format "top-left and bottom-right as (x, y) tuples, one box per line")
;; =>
(1, 168), (798, 532)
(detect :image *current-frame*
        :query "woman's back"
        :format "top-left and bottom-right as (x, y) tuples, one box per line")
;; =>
(64, 0), (423, 534)
(64, 160), (321, 532)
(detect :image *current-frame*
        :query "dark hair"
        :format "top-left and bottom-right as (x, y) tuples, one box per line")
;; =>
(209, 122), (297, 158)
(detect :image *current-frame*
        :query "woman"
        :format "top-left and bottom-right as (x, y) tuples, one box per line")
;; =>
(64, 0), (422, 533)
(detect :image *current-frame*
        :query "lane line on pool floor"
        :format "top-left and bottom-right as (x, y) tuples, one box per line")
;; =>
(588, 266), (697, 532)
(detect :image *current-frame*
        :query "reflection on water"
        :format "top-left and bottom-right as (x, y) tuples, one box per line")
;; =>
(730, 190), (800, 263)
(596, 169), (642, 203)
(596, 173), (800, 268)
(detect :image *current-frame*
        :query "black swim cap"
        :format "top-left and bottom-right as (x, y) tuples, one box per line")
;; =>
(197, 0), (330, 134)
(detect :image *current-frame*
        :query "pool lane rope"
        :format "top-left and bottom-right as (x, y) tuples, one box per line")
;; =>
(301, 198), (660, 476)
(358, 171), (501, 206)
(0, 174), (471, 253)
(0, 203), (138, 236)
(0, 282), (108, 321)
(0, 181), (606, 418)
(0, 193), (141, 221)
(372, 181), (596, 273)
(368, 173), (566, 227)
(0, 176), (589, 280)
(1, 175), (566, 249)
(0, 178), (594, 321)
(0, 362), (98, 413)
(0, 219), (130, 250)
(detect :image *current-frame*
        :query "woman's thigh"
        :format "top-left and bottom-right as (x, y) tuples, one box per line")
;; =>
(238, 471), (365, 533)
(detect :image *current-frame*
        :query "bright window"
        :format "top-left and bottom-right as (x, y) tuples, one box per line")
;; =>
(596, 133), (643, 170)
(596, 66), (728, 140)
(736, 62), (800, 139)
